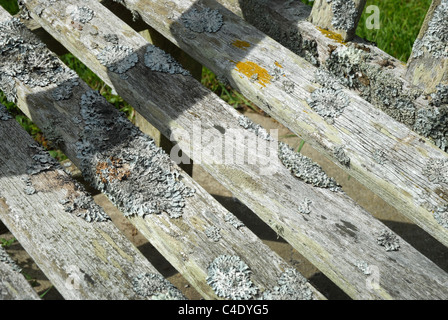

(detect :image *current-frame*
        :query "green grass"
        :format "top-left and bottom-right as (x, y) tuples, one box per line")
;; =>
(299, 0), (432, 62)
(0, 0), (18, 14)
(0, 0), (434, 160)
(0, 237), (16, 248)
(355, 0), (432, 62)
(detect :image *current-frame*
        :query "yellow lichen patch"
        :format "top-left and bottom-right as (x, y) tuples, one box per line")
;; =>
(232, 40), (251, 50)
(275, 61), (283, 68)
(316, 27), (346, 45)
(235, 61), (272, 87)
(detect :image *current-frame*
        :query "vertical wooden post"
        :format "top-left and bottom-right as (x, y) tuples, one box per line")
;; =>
(406, 0), (447, 95)
(136, 27), (201, 176)
(309, 0), (367, 41)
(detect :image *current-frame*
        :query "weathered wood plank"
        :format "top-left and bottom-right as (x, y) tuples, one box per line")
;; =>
(0, 104), (186, 300)
(0, 6), (321, 300)
(309, 0), (367, 41)
(220, 0), (447, 151)
(406, 0), (448, 94)
(135, 27), (198, 176)
(20, 0), (448, 299)
(0, 245), (40, 300)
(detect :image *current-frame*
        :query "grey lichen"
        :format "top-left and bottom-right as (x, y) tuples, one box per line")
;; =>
(278, 142), (342, 191)
(111, 0), (126, 5)
(205, 226), (222, 242)
(430, 84), (448, 107)
(238, 115), (341, 191)
(206, 255), (258, 300)
(260, 268), (313, 300)
(96, 45), (138, 79)
(307, 86), (349, 124)
(42, 120), (64, 147)
(0, 246), (22, 273)
(355, 260), (372, 275)
(325, 46), (368, 90)
(27, 144), (59, 175)
(423, 158), (448, 185)
(325, 46), (420, 129)
(434, 205), (448, 229)
(224, 213), (245, 229)
(17, 0), (31, 20)
(62, 187), (110, 223)
(413, 106), (448, 151)
(238, 115), (274, 141)
(376, 230), (400, 252)
(21, 176), (36, 195)
(51, 69), (80, 101)
(132, 273), (186, 300)
(75, 90), (195, 219)
(328, 0), (358, 31)
(103, 33), (119, 45)
(181, 7), (224, 33)
(0, 18), (79, 103)
(314, 68), (344, 90)
(70, 6), (95, 24)
(372, 148), (387, 165)
(298, 197), (312, 215)
(144, 44), (190, 76)
(282, 80), (295, 94)
(411, 0), (448, 59)
(333, 146), (350, 167)
(0, 104), (12, 121)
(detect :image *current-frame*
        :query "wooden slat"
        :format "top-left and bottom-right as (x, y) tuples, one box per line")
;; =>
(20, 0), (448, 299)
(100, 0), (448, 249)
(0, 6), (322, 300)
(218, 0), (448, 153)
(0, 104), (186, 300)
(309, 0), (367, 41)
(0, 246), (40, 300)
(406, 0), (448, 94)
(135, 27), (198, 176)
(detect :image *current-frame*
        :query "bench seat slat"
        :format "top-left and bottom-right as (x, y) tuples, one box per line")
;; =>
(0, 105), (185, 300)
(0, 246), (41, 300)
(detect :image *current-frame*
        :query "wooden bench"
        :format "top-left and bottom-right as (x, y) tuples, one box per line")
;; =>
(0, 0), (447, 300)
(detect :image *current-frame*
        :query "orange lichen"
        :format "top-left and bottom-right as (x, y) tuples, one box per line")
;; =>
(235, 61), (272, 87)
(274, 61), (283, 68)
(232, 40), (251, 50)
(96, 157), (131, 184)
(316, 27), (346, 45)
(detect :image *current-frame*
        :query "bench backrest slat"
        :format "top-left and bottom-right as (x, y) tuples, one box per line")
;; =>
(406, 0), (447, 94)
(308, 0), (367, 41)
